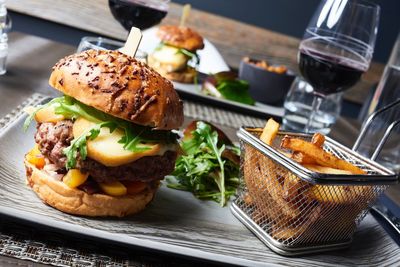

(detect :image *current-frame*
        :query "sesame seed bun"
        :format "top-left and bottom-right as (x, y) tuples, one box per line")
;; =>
(49, 49), (184, 130)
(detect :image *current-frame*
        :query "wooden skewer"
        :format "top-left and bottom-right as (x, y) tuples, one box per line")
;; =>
(119, 27), (142, 57)
(180, 4), (191, 27)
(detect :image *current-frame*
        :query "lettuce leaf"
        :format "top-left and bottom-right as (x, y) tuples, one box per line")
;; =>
(217, 80), (255, 105)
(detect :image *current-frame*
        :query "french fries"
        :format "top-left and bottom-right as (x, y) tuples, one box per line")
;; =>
(291, 151), (317, 165)
(303, 164), (353, 175)
(260, 118), (280, 145)
(244, 146), (302, 222)
(311, 132), (325, 147)
(281, 136), (365, 175)
(242, 118), (371, 242)
(290, 133), (322, 164)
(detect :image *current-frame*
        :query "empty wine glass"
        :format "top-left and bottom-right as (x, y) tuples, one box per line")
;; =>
(77, 36), (148, 63)
(299, 0), (380, 133)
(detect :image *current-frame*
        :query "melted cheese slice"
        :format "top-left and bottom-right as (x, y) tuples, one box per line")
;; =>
(73, 118), (176, 167)
(151, 45), (188, 72)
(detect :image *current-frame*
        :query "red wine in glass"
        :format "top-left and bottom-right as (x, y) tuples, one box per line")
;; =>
(109, 0), (168, 30)
(295, 0), (379, 134)
(298, 37), (370, 132)
(299, 49), (365, 96)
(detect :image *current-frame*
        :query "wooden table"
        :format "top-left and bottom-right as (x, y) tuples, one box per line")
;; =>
(7, 0), (384, 105)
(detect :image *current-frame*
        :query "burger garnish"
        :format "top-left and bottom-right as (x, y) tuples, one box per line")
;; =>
(25, 96), (177, 170)
(23, 49), (184, 217)
(202, 71), (255, 106)
(167, 121), (240, 207)
(148, 25), (204, 84)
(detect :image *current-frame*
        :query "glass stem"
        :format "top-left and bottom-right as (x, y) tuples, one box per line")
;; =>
(305, 94), (323, 133)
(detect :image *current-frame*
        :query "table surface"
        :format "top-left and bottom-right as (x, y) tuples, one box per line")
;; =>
(0, 31), (399, 267)
(7, 0), (385, 105)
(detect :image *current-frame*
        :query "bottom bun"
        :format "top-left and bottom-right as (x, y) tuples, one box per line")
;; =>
(24, 159), (156, 217)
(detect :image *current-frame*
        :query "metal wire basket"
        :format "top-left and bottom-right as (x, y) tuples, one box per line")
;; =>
(231, 128), (398, 256)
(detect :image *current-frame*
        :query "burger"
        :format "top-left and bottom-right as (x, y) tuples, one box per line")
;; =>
(24, 49), (184, 217)
(148, 25), (204, 83)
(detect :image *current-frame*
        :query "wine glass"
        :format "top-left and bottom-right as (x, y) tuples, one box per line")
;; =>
(298, 0), (380, 133)
(108, 0), (170, 31)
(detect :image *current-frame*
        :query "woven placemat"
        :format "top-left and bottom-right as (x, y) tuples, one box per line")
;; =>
(0, 216), (220, 267)
(184, 100), (266, 129)
(0, 93), (264, 267)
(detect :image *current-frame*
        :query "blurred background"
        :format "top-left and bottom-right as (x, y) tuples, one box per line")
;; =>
(11, 0), (399, 63)
(174, 0), (399, 63)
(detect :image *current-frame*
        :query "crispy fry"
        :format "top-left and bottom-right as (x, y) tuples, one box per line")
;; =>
(259, 120), (311, 218)
(308, 185), (356, 204)
(262, 162), (301, 218)
(291, 151), (317, 164)
(243, 193), (254, 205)
(271, 205), (322, 241)
(244, 146), (302, 220)
(281, 136), (365, 175)
(260, 118), (280, 145)
(311, 132), (325, 147)
(303, 164), (353, 175)
(278, 150), (292, 158)
(282, 174), (310, 203)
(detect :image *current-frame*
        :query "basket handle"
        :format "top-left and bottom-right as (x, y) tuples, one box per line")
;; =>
(352, 99), (400, 160)
(370, 120), (400, 161)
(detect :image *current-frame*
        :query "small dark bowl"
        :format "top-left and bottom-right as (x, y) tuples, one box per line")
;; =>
(239, 59), (295, 105)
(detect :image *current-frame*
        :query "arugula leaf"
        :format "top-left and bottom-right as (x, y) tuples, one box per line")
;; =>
(23, 98), (62, 131)
(167, 121), (240, 207)
(54, 96), (104, 123)
(63, 121), (118, 169)
(154, 42), (166, 51)
(196, 122), (226, 206)
(156, 42), (200, 66)
(176, 48), (200, 65)
(118, 127), (152, 153)
(24, 96), (104, 130)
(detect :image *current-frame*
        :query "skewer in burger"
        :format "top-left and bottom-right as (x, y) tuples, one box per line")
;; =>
(148, 25), (204, 83)
(24, 49), (183, 217)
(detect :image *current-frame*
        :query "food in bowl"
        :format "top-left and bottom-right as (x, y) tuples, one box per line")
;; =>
(243, 57), (288, 74)
(148, 25), (204, 83)
(239, 58), (295, 105)
(23, 49), (184, 217)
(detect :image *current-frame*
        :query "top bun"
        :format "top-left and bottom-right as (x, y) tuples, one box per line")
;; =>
(49, 50), (184, 130)
(157, 25), (204, 51)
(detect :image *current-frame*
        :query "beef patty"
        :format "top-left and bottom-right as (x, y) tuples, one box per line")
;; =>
(35, 120), (73, 169)
(35, 120), (177, 183)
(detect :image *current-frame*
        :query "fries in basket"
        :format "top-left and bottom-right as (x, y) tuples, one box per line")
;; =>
(242, 118), (374, 244)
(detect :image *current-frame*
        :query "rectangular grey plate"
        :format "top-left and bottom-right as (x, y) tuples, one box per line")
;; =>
(0, 94), (398, 267)
(172, 78), (284, 119)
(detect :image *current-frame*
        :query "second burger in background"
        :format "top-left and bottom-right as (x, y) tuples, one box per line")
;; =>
(148, 25), (204, 83)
